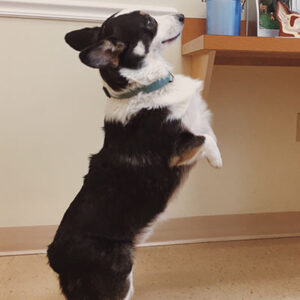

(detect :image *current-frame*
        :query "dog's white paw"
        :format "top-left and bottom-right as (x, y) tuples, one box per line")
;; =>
(207, 151), (223, 169)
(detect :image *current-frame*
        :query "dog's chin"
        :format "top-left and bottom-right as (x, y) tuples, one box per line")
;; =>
(162, 32), (181, 44)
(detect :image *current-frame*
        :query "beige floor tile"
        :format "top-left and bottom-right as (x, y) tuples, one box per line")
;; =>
(0, 238), (300, 299)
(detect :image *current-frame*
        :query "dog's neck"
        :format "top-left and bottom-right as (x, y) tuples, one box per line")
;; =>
(102, 52), (171, 98)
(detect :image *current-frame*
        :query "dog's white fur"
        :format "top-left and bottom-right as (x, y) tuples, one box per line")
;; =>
(124, 270), (134, 300)
(133, 41), (146, 56)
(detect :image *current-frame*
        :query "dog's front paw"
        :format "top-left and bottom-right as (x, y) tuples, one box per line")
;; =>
(208, 151), (223, 169)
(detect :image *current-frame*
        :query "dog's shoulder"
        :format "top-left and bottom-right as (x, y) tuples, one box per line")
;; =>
(102, 107), (183, 152)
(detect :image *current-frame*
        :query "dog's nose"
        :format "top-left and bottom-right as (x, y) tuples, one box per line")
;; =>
(176, 14), (185, 23)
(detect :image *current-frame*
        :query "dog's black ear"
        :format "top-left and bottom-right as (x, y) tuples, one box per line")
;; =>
(65, 27), (102, 51)
(79, 39), (126, 68)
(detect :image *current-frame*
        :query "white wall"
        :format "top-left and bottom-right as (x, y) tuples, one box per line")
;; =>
(0, 16), (184, 227)
(106, 0), (206, 18)
(0, 1), (299, 227)
(168, 65), (300, 218)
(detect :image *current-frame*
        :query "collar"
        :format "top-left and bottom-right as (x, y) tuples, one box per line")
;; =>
(103, 73), (174, 99)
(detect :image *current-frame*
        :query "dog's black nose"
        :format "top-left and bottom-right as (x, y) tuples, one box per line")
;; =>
(176, 14), (185, 23)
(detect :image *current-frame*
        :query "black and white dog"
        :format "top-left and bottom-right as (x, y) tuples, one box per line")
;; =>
(48, 10), (222, 300)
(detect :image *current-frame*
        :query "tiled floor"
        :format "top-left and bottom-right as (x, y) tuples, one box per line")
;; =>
(0, 238), (300, 299)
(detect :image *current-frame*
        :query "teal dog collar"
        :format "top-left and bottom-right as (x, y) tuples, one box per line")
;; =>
(103, 73), (174, 99)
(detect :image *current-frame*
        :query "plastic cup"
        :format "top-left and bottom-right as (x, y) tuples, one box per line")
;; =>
(206, 0), (242, 36)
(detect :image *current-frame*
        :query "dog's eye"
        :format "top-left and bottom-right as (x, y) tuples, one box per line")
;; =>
(145, 17), (155, 30)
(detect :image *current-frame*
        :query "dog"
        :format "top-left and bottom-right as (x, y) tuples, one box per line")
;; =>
(47, 10), (222, 300)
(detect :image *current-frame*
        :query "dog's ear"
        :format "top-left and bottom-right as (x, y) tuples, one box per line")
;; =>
(65, 27), (102, 51)
(79, 39), (126, 68)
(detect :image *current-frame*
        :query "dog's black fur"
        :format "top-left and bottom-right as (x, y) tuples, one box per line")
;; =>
(48, 107), (204, 299)
(47, 10), (205, 300)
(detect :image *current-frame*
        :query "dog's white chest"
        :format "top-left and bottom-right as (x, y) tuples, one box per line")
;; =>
(180, 92), (211, 135)
(104, 75), (212, 138)
(166, 76), (213, 138)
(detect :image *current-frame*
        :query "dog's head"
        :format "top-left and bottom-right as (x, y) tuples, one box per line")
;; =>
(65, 10), (184, 91)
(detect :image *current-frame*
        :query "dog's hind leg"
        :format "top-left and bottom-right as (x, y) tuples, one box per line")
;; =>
(59, 269), (133, 300)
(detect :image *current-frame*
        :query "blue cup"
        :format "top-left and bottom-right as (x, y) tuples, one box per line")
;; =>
(206, 0), (242, 36)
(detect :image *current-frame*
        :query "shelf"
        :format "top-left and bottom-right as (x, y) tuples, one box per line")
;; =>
(182, 34), (300, 99)
(181, 18), (247, 45)
(182, 35), (300, 66)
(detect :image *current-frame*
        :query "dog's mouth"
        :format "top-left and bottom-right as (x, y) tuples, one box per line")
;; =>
(162, 33), (181, 44)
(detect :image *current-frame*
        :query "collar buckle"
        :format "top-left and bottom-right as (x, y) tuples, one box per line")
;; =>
(169, 73), (174, 82)
(103, 87), (111, 98)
